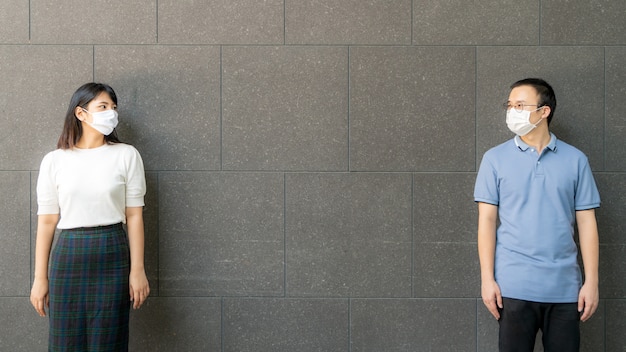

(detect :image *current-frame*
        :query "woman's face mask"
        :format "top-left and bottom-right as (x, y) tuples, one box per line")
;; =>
(81, 108), (119, 136)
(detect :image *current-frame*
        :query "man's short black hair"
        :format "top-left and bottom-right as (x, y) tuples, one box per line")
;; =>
(511, 78), (557, 125)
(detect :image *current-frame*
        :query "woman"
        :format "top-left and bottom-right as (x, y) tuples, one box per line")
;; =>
(30, 83), (150, 351)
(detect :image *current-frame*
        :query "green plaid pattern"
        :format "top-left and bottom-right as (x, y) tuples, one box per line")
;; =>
(48, 223), (130, 351)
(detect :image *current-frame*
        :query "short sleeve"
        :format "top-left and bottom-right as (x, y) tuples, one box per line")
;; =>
(474, 153), (499, 206)
(575, 157), (601, 210)
(125, 146), (146, 208)
(36, 152), (60, 215)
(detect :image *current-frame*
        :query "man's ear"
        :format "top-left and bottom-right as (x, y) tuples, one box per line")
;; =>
(540, 106), (551, 119)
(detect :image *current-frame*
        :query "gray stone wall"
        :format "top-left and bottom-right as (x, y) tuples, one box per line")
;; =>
(1, 1), (625, 351)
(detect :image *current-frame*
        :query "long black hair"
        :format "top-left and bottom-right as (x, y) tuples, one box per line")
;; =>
(57, 82), (122, 149)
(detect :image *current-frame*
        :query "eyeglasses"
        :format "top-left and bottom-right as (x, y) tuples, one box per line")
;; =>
(503, 102), (541, 113)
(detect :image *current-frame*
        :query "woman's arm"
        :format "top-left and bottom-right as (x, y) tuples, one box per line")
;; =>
(30, 214), (59, 317)
(126, 206), (150, 309)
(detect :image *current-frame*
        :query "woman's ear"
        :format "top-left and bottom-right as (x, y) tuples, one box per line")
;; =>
(75, 107), (85, 121)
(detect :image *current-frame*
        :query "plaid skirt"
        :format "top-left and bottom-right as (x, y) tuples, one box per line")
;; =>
(48, 223), (130, 352)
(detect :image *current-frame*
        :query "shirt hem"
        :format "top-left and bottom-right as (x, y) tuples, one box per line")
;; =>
(501, 294), (579, 304)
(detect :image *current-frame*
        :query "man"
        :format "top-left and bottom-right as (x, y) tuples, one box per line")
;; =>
(474, 78), (600, 351)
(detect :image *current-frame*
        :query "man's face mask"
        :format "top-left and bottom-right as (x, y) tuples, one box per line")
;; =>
(506, 107), (543, 136)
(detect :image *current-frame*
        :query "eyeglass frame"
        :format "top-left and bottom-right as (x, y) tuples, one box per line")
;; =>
(503, 102), (545, 113)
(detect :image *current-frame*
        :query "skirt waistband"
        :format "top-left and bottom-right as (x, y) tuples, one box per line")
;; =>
(64, 223), (123, 232)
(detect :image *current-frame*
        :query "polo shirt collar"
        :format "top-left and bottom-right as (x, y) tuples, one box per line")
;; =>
(513, 133), (558, 152)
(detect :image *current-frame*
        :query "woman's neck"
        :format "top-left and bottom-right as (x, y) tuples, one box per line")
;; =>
(75, 132), (106, 149)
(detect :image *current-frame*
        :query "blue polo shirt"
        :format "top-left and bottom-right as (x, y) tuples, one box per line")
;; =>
(474, 133), (600, 303)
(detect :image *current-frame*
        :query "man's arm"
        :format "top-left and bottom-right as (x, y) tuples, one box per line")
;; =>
(477, 202), (502, 320)
(576, 208), (599, 322)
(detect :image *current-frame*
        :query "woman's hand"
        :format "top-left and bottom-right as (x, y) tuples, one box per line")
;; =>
(129, 269), (150, 309)
(30, 278), (50, 317)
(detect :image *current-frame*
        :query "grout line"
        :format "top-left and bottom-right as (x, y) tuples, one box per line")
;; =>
(92, 45), (96, 80)
(603, 46), (607, 172)
(348, 298), (352, 352)
(410, 173), (415, 298)
(28, 0), (32, 41)
(475, 299), (479, 351)
(538, 0), (543, 46)
(221, 297), (225, 352)
(283, 173), (287, 298)
(411, 0), (414, 45)
(347, 46), (351, 172)
(29, 171), (33, 287)
(155, 0), (159, 43)
(283, 0), (286, 45)
(474, 45), (478, 171)
(220, 45), (223, 171)
(156, 172), (161, 296)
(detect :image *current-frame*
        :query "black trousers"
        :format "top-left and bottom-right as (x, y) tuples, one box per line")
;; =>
(498, 298), (580, 352)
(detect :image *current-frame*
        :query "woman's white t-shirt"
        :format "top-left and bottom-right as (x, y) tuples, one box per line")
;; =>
(37, 143), (146, 229)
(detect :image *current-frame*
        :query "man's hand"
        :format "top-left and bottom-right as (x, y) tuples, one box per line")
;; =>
(482, 279), (503, 320)
(578, 282), (599, 322)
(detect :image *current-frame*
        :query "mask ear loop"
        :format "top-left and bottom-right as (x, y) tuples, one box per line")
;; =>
(532, 106), (548, 127)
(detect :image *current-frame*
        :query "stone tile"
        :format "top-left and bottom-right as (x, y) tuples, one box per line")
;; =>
(413, 0), (539, 45)
(285, 173), (412, 297)
(0, 0), (29, 43)
(599, 244), (626, 299)
(594, 173), (626, 244)
(476, 47), (605, 171)
(95, 45), (221, 171)
(542, 1), (626, 45)
(286, 0), (411, 45)
(606, 47), (626, 171)
(476, 302), (499, 352)
(606, 299), (626, 351)
(31, 0), (156, 44)
(223, 46), (348, 171)
(129, 297), (221, 351)
(30, 172), (61, 286)
(159, 0), (283, 44)
(351, 298), (476, 351)
(0, 172), (31, 296)
(413, 243), (479, 298)
(28, 171), (51, 286)
(350, 46), (475, 172)
(143, 172), (159, 296)
(0, 46), (93, 170)
(223, 298), (349, 352)
(580, 300), (606, 352)
(0, 298), (48, 351)
(158, 172), (284, 296)
(414, 173), (477, 243)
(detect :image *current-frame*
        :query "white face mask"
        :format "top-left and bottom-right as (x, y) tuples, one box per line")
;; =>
(82, 108), (119, 135)
(506, 107), (543, 136)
